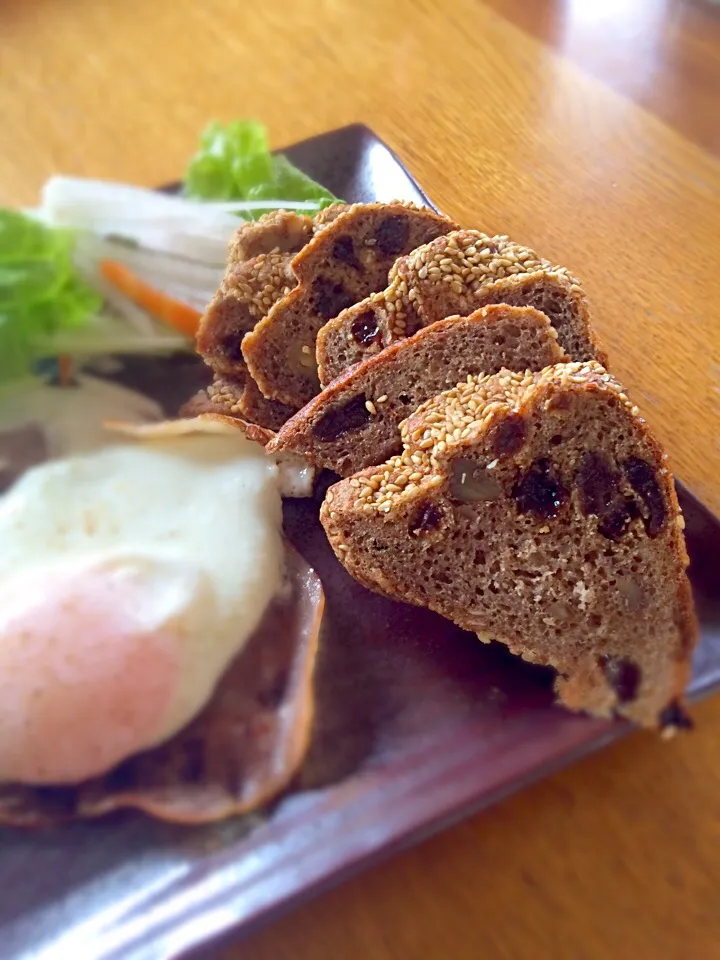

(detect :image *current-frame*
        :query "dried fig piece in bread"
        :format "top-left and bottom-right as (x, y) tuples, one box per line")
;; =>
(321, 361), (696, 729)
(317, 230), (605, 385)
(269, 305), (568, 476)
(241, 202), (458, 410)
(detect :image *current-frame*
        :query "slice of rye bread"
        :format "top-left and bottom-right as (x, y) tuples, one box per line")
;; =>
(240, 202), (459, 410)
(316, 230), (606, 385)
(227, 204), (351, 262)
(195, 206), (348, 380)
(237, 374), (296, 430)
(268, 305), (569, 476)
(320, 361), (697, 730)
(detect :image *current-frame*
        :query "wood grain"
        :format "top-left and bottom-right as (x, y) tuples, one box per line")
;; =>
(484, 0), (720, 158)
(229, 697), (720, 960)
(1, 1), (719, 958)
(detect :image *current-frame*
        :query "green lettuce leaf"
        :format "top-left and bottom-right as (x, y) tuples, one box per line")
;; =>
(184, 119), (341, 214)
(0, 209), (102, 382)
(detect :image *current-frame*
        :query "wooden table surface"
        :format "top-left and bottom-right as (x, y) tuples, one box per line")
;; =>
(2, 1), (720, 958)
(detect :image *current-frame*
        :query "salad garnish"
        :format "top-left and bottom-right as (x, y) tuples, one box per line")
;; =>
(0, 120), (340, 383)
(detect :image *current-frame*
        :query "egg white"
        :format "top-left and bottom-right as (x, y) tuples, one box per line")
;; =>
(0, 427), (283, 784)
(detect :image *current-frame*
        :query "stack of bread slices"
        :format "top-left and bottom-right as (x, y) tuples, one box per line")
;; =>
(188, 202), (697, 732)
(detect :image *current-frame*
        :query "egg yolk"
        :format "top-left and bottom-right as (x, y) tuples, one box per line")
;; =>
(0, 557), (195, 785)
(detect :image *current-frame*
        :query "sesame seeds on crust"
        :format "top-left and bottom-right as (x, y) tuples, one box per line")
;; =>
(196, 251), (298, 379)
(311, 203), (351, 232)
(386, 230), (581, 339)
(207, 374), (245, 416)
(227, 209), (313, 263)
(205, 373), (293, 432)
(222, 252), (297, 323)
(382, 265), (413, 338)
(353, 362), (640, 513)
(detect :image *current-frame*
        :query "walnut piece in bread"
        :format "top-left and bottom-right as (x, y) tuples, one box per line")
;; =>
(241, 202), (458, 410)
(268, 305), (568, 476)
(316, 230), (605, 385)
(320, 361), (697, 730)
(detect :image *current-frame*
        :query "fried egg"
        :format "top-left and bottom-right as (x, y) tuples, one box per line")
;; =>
(0, 420), (283, 785)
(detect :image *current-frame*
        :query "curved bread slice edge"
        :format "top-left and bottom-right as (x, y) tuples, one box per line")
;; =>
(195, 206), (336, 381)
(180, 378), (276, 446)
(196, 251), (298, 379)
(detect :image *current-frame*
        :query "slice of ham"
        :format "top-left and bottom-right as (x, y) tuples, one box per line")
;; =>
(0, 543), (323, 825)
(108, 414), (316, 497)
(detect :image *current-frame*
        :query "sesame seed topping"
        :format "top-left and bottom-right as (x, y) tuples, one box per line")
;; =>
(348, 229), (584, 345)
(339, 361), (629, 515)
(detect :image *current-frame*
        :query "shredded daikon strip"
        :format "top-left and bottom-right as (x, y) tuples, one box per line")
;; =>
(205, 199), (326, 212)
(72, 233), (221, 318)
(38, 178), (238, 264)
(38, 177), (327, 265)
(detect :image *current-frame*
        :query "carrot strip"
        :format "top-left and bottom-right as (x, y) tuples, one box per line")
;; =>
(57, 353), (74, 386)
(99, 259), (201, 338)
